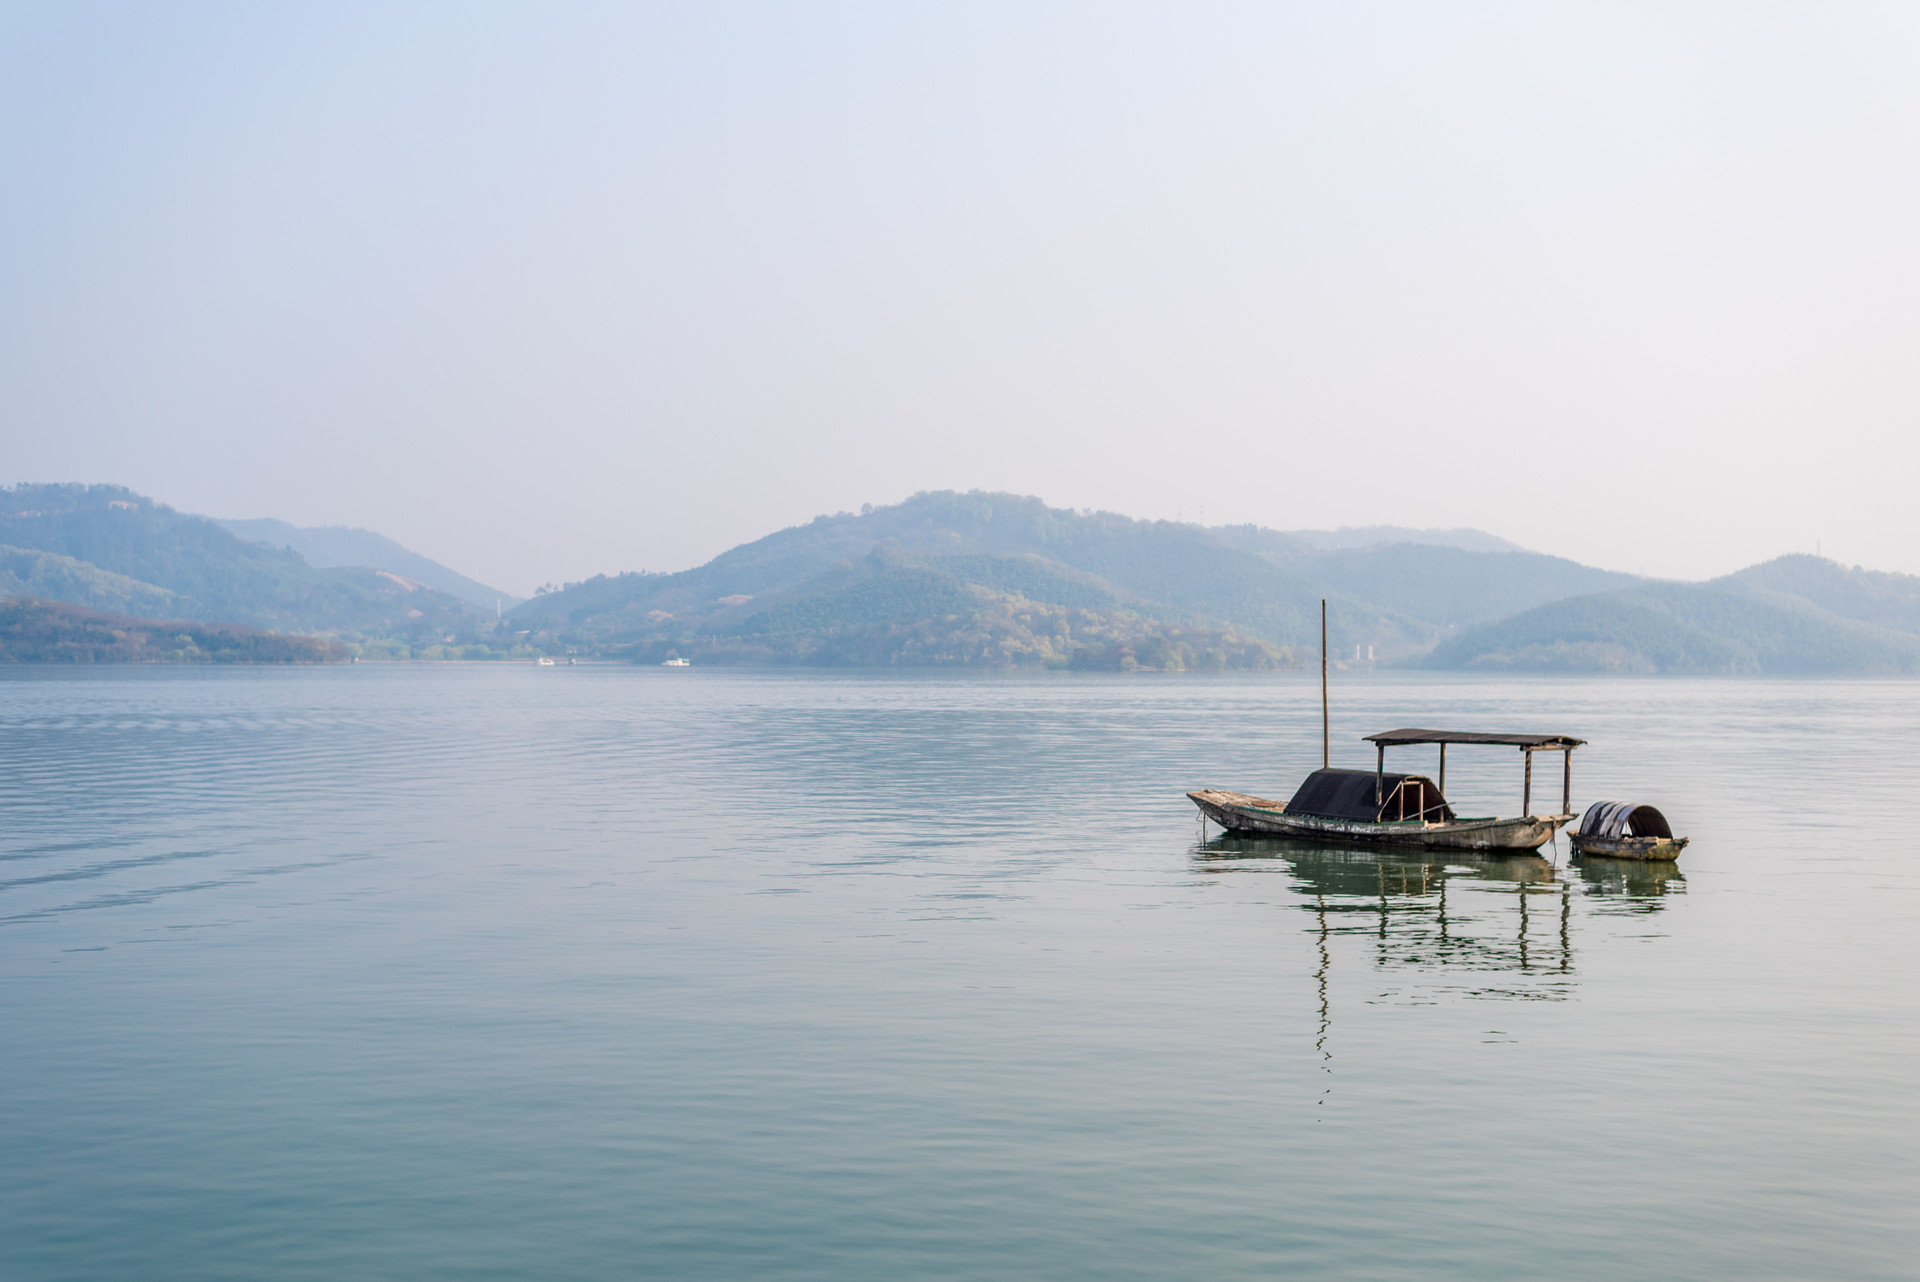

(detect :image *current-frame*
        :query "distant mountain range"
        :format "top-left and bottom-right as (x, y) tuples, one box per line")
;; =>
(0, 483), (515, 660)
(210, 517), (517, 611)
(508, 491), (1639, 668)
(1429, 556), (1920, 674)
(6, 482), (1918, 673)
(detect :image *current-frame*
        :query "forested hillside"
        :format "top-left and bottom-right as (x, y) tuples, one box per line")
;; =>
(517, 490), (1410, 649)
(1718, 555), (1920, 633)
(1, 485), (1635, 667)
(0, 484), (493, 650)
(508, 491), (1637, 667)
(14, 484), (1904, 672)
(0, 545), (191, 618)
(510, 493), (1413, 666)
(658, 548), (1287, 668)
(0, 597), (346, 663)
(1427, 565), (1920, 674)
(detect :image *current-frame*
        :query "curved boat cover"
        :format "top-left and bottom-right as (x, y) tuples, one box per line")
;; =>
(1577, 801), (1674, 839)
(1285, 768), (1455, 823)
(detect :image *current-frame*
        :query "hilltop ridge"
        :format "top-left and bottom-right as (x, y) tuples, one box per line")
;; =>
(7, 482), (1907, 672)
(0, 484), (498, 656)
(211, 517), (518, 611)
(1426, 555), (1920, 674)
(508, 491), (1639, 668)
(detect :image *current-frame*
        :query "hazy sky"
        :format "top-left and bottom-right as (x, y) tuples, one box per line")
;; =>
(4, 3), (1917, 594)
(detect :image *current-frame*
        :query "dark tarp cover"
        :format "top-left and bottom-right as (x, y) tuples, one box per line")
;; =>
(1576, 801), (1674, 839)
(1284, 768), (1455, 823)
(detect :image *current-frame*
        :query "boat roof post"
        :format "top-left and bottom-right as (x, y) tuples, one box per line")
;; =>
(1522, 747), (1533, 818)
(1375, 743), (1384, 809)
(1562, 747), (1571, 817)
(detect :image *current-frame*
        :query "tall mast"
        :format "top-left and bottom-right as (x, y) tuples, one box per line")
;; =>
(1320, 599), (1329, 770)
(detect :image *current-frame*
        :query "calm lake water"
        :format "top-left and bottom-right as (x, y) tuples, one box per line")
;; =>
(2, 666), (1916, 1280)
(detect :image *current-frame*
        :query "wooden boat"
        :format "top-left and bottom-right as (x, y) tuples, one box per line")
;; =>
(1190, 727), (1584, 852)
(1190, 785), (1567, 851)
(1189, 603), (1583, 853)
(1568, 801), (1687, 861)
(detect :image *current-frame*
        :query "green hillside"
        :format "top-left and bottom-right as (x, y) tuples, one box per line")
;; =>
(526, 545), (1287, 669)
(3, 483), (327, 625)
(512, 491), (1425, 663)
(0, 597), (346, 663)
(212, 516), (518, 610)
(19, 484), (1908, 672)
(0, 484), (491, 645)
(1718, 555), (1920, 633)
(0, 545), (191, 618)
(1427, 577), (1920, 674)
(506, 492), (1677, 667)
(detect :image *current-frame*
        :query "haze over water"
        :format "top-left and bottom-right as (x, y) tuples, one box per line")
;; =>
(2, 667), (1915, 1279)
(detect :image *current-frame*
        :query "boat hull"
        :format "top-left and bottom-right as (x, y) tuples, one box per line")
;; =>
(1188, 789), (1570, 852)
(1568, 833), (1687, 862)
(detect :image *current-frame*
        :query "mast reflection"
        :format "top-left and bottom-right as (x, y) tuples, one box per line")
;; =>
(1193, 832), (1685, 1101)
(1193, 833), (1682, 994)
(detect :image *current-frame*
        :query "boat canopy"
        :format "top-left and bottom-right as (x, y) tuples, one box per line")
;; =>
(1365, 729), (1586, 750)
(1576, 801), (1673, 840)
(1286, 768), (1455, 823)
(1363, 728), (1583, 818)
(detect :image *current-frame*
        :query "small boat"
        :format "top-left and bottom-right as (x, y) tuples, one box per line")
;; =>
(661, 657), (690, 667)
(1190, 728), (1583, 852)
(536, 656), (555, 666)
(1569, 801), (1687, 861)
(1187, 600), (1582, 853)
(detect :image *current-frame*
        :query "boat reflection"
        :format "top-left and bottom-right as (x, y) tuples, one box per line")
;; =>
(1574, 855), (1687, 910)
(1193, 833), (1682, 1000)
(1191, 830), (1686, 1111)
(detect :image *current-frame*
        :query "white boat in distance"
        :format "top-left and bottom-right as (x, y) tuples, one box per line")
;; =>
(661, 657), (690, 667)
